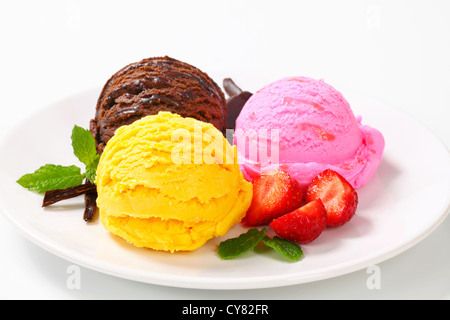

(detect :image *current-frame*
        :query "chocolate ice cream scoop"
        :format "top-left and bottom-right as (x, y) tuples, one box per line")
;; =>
(90, 56), (227, 153)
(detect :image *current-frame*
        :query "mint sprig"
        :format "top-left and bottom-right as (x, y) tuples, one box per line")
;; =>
(217, 228), (304, 262)
(218, 228), (268, 260)
(17, 125), (99, 193)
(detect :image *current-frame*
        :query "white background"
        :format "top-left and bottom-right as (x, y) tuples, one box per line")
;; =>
(0, 0), (449, 299)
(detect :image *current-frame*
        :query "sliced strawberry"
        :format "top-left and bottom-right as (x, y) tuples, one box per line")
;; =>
(244, 170), (303, 226)
(305, 169), (358, 227)
(269, 199), (327, 243)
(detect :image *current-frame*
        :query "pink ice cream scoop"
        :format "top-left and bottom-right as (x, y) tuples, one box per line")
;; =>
(233, 76), (385, 189)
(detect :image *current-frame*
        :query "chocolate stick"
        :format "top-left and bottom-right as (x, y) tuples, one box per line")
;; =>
(42, 183), (97, 207)
(223, 78), (253, 130)
(223, 78), (244, 97)
(83, 189), (98, 222)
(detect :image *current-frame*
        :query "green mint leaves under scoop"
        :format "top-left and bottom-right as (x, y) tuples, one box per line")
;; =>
(218, 228), (303, 262)
(17, 125), (99, 193)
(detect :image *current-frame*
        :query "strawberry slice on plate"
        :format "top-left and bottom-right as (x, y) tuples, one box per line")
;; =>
(269, 199), (327, 244)
(244, 170), (303, 226)
(305, 169), (358, 227)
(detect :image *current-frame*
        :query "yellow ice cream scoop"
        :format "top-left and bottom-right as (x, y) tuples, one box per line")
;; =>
(95, 111), (253, 252)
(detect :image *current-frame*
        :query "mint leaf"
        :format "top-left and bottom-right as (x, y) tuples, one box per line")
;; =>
(218, 228), (267, 260)
(17, 164), (85, 193)
(71, 125), (97, 166)
(71, 125), (100, 183)
(262, 236), (303, 262)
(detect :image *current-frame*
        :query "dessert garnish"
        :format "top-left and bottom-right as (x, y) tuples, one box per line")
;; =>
(17, 125), (99, 220)
(42, 182), (96, 207)
(17, 164), (86, 194)
(217, 227), (303, 262)
(305, 169), (358, 227)
(243, 170), (303, 226)
(269, 199), (327, 244)
(83, 184), (98, 221)
(220, 168), (359, 258)
(222, 78), (252, 130)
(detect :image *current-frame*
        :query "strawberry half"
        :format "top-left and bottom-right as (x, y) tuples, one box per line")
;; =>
(305, 169), (358, 227)
(244, 170), (303, 226)
(269, 199), (327, 243)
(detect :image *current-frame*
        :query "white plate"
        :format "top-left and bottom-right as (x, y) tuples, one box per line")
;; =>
(0, 87), (449, 290)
